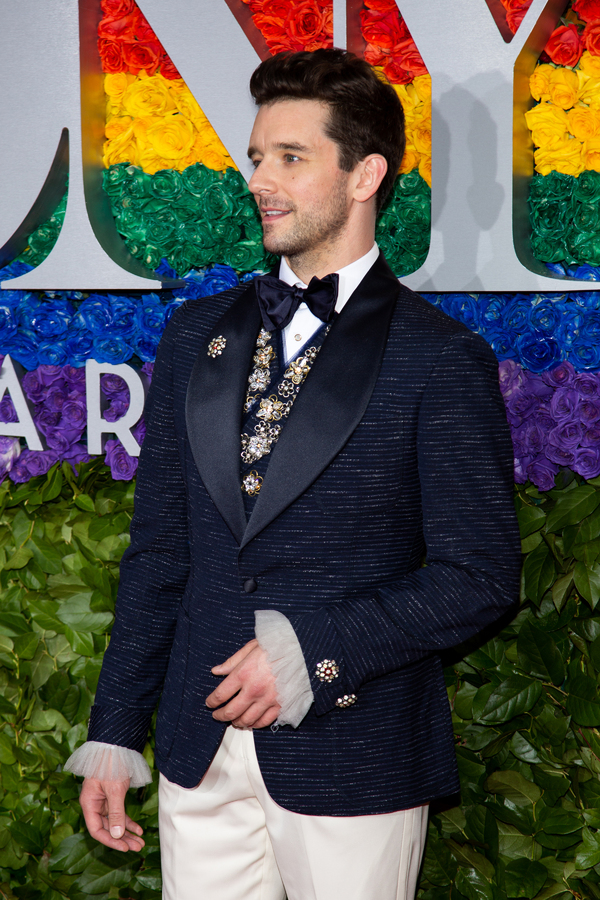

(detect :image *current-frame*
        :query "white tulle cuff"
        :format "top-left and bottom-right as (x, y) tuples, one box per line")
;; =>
(64, 741), (152, 787)
(255, 609), (314, 728)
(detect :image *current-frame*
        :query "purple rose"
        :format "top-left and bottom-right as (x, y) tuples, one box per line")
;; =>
(550, 388), (580, 422)
(62, 442), (90, 467)
(61, 400), (87, 430)
(505, 392), (539, 428)
(104, 439), (138, 480)
(0, 437), (21, 479)
(498, 360), (524, 400)
(22, 370), (44, 402)
(104, 399), (130, 423)
(527, 456), (559, 491)
(548, 420), (583, 450)
(63, 366), (86, 393)
(520, 370), (553, 400)
(574, 447), (600, 480)
(9, 449), (58, 483)
(579, 400), (600, 426)
(0, 398), (17, 423)
(45, 428), (80, 454)
(582, 424), (600, 448)
(34, 408), (61, 435)
(542, 361), (575, 388)
(101, 373), (129, 399)
(525, 423), (546, 455)
(535, 410), (557, 432)
(45, 385), (68, 412)
(575, 373), (600, 397)
(132, 417), (146, 446)
(141, 362), (154, 382)
(38, 365), (65, 388)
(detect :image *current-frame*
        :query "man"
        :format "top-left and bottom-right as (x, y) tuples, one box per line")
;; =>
(66, 49), (521, 900)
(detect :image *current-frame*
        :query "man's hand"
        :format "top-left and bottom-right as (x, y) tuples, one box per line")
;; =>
(206, 639), (281, 728)
(80, 777), (145, 852)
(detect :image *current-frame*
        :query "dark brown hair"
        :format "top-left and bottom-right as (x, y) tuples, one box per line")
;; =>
(249, 49), (405, 213)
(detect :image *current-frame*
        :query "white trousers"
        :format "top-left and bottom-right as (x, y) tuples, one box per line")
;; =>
(159, 726), (428, 900)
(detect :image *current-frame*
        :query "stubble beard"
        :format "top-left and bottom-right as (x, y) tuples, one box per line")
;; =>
(261, 175), (351, 269)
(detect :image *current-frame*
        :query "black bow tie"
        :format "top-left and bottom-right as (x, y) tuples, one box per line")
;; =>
(254, 272), (339, 332)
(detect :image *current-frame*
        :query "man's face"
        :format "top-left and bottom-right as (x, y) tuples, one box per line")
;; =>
(247, 99), (353, 262)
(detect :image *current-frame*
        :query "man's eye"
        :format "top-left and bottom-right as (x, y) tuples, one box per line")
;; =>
(251, 158), (261, 168)
(284, 154), (300, 163)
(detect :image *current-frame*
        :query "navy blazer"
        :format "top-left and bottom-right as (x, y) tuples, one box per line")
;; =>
(88, 254), (521, 816)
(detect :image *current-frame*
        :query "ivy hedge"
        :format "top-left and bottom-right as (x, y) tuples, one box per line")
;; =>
(2, 464), (600, 898)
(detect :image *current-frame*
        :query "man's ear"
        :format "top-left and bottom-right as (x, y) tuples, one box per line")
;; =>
(353, 154), (388, 204)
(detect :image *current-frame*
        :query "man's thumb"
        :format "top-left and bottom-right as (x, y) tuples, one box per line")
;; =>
(106, 784), (126, 839)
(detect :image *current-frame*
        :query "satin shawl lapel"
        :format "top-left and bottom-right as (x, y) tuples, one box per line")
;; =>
(241, 254), (400, 548)
(186, 285), (261, 545)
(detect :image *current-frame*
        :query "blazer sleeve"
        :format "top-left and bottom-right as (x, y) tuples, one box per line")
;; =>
(286, 330), (522, 716)
(87, 307), (192, 752)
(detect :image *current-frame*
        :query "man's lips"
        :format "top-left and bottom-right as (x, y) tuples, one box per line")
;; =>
(260, 208), (291, 221)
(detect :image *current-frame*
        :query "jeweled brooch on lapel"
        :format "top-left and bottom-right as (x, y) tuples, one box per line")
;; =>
(207, 336), (227, 357)
(241, 470), (263, 496)
(316, 659), (339, 682)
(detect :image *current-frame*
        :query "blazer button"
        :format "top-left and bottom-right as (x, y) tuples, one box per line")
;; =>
(243, 577), (258, 593)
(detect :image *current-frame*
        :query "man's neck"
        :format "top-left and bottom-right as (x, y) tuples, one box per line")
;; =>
(283, 232), (376, 284)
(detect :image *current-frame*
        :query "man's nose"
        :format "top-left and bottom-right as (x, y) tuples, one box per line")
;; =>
(248, 161), (276, 197)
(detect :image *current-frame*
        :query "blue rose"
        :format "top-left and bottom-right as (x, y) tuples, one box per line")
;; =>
(37, 341), (69, 367)
(516, 331), (562, 373)
(555, 306), (581, 349)
(568, 338), (600, 371)
(439, 293), (480, 331)
(571, 291), (600, 309)
(3, 333), (39, 370)
(0, 260), (33, 281)
(164, 298), (186, 325)
(133, 333), (161, 362)
(528, 299), (562, 336)
(0, 300), (19, 344)
(66, 329), (94, 367)
(77, 294), (113, 335)
(567, 264), (600, 281)
(581, 312), (600, 342)
(29, 298), (74, 338)
(503, 295), (534, 337)
(93, 336), (133, 365)
(136, 293), (166, 337)
(484, 329), (519, 361)
(479, 294), (509, 330)
(107, 295), (138, 339)
(197, 264), (239, 298)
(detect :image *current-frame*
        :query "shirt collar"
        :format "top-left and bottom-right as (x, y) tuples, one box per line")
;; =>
(278, 243), (380, 313)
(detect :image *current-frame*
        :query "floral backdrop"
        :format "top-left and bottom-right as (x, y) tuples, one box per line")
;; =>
(4, 3), (600, 900)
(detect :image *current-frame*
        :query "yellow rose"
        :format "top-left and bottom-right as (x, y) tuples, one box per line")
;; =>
(583, 136), (600, 170)
(399, 145), (420, 175)
(418, 154), (431, 186)
(412, 111), (431, 156)
(525, 103), (569, 147)
(104, 73), (136, 115)
(413, 75), (431, 104)
(529, 64), (555, 103)
(103, 117), (139, 167)
(567, 105), (600, 141)
(122, 72), (177, 118)
(393, 82), (420, 116)
(579, 75), (600, 108)
(534, 136), (583, 176)
(174, 86), (206, 128)
(145, 112), (195, 160)
(548, 68), (581, 110)
(193, 130), (234, 171)
(579, 51), (600, 78)
(138, 150), (173, 175)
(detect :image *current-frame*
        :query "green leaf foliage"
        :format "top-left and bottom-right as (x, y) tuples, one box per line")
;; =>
(4, 467), (600, 900)
(418, 476), (600, 900)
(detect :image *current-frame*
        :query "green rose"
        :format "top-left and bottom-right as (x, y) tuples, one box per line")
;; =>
(570, 201), (600, 234)
(221, 167), (251, 200)
(566, 230), (600, 266)
(222, 240), (270, 273)
(25, 216), (62, 264)
(145, 210), (180, 250)
(116, 208), (149, 244)
(150, 169), (184, 202)
(243, 219), (264, 245)
(532, 170), (574, 202)
(141, 245), (164, 271)
(103, 163), (132, 199)
(531, 231), (570, 263)
(530, 197), (570, 237)
(182, 221), (216, 251)
(182, 162), (217, 197)
(122, 165), (153, 201)
(211, 220), (242, 246)
(573, 169), (600, 204)
(171, 194), (203, 222)
(201, 183), (235, 220)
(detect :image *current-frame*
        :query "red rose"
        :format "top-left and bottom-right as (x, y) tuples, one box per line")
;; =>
(262, 0), (293, 18)
(160, 53), (182, 80)
(364, 0), (398, 11)
(544, 23), (583, 66)
(360, 10), (403, 51)
(101, 0), (135, 15)
(389, 36), (427, 80)
(383, 56), (414, 85)
(120, 40), (162, 76)
(98, 37), (125, 73)
(98, 10), (141, 41)
(364, 42), (387, 67)
(573, 0), (600, 23)
(583, 21), (600, 53)
(288, 1), (326, 45)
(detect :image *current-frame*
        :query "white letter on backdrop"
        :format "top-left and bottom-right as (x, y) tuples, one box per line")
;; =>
(85, 360), (146, 456)
(0, 356), (44, 451)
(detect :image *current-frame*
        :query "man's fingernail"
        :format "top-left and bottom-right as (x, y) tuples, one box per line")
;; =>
(110, 826), (124, 839)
